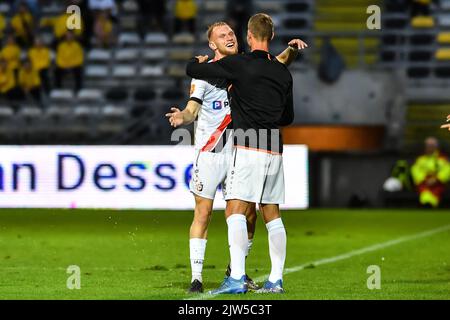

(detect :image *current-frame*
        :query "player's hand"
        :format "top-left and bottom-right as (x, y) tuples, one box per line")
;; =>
(288, 39), (308, 50)
(441, 114), (450, 131)
(195, 55), (209, 63)
(165, 107), (184, 128)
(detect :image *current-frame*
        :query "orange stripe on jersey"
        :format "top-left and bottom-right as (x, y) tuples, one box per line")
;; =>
(235, 145), (282, 155)
(201, 114), (232, 152)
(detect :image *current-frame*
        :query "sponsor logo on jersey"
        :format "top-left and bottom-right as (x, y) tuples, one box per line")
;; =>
(212, 101), (222, 110)
(212, 101), (229, 110)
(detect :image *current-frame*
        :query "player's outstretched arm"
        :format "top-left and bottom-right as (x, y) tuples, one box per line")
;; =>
(441, 114), (450, 131)
(276, 39), (308, 66)
(186, 56), (235, 80)
(165, 100), (201, 128)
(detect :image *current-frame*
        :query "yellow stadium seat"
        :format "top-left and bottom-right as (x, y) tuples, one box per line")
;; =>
(435, 48), (450, 60)
(411, 16), (435, 28)
(437, 32), (450, 44)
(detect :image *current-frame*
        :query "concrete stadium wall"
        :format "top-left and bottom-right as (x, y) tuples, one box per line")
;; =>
(291, 67), (406, 123)
(310, 153), (412, 208)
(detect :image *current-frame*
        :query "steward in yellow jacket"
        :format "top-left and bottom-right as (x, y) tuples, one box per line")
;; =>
(0, 58), (16, 95)
(0, 13), (6, 41)
(41, 11), (83, 41)
(54, 31), (84, 92)
(2, 35), (22, 72)
(28, 37), (51, 93)
(11, 3), (34, 46)
(411, 137), (450, 207)
(19, 59), (41, 91)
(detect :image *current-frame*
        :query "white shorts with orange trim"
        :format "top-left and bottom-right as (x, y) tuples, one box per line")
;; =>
(224, 147), (285, 204)
(189, 148), (232, 200)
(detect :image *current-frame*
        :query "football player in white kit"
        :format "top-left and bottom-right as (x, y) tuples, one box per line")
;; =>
(166, 21), (306, 293)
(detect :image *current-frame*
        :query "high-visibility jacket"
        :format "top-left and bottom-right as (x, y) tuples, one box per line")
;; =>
(1, 44), (21, 70)
(11, 12), (33, 39)
(0, 67), (16, 93)
(0, 14), (6, 39)
(41, 13), (83, 39)
(19, 67), (41, 91)
(175, 0), (197, 20)
(29, 46), (51, 71)
(56, 40), (84, 69)
(411, 151), (450, 185)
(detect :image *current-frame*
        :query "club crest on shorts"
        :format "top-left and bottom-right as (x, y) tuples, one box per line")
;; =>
(196, 181), (204, 192)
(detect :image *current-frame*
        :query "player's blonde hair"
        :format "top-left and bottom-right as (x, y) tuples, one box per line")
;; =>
(248, 13), (274, 41)
(206, 21), (230, 40)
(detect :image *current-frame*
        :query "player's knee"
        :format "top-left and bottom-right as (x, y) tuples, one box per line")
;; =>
(246, 205), (257, 221)
(194, 205), (212, 225)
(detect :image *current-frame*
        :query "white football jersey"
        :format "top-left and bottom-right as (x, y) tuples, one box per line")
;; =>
(189, 75), (232, 153)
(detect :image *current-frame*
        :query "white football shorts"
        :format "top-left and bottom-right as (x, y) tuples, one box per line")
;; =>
(223, 147), (285, 204)
(189, 149), (232, 200)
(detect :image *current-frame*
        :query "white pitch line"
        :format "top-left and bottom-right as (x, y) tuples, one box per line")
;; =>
(186, 224), (450, 300)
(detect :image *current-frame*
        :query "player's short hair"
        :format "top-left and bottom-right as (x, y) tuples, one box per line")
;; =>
(207, 21), (230, 40)
(248, 13), (274, 41)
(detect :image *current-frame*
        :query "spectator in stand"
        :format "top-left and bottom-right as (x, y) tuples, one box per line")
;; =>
(411, 137), (450, 208)
(0, 13), (6, 42)
(28, 37), (51, 94)
(409, 0), (439, 17)
(93, 10), (114, 47)
(173, 0), (197, 35)
(13, 0), (40, 18)
(226, 0), (253, 53)
(0, 57), (24, 104)
(71, 0), (92, 48)
(11, 2), (34, 47)
(88, 0), (117, 47)
(137, 0), (166, 38)
(40, 8), (83, 46)
(18, 57), (42, 104)
(2, 35), (22, 77)
(0, 58), (18, 100)
(55, 31), (84, 92)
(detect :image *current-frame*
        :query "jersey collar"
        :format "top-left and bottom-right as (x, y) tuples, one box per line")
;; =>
(252, 49), (275, 60)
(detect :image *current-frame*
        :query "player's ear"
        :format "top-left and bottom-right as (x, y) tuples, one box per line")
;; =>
(209, 41), (217, 51)
(271, 31), (275, 41)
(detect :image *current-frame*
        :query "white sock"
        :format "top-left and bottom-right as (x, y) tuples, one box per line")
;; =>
(227, 214), (248, 280)
(190, 238), (207, 283)
(246, 238), (253, 257)
(266, 218), (286, 283)
(228, 238), (252, 274)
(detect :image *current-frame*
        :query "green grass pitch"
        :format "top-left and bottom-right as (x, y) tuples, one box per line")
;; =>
(0, 209), (449, 300)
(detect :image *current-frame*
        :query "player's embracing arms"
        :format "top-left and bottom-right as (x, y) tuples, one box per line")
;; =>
(441, 114), (450, 131)
(166, 100), (200, 128)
